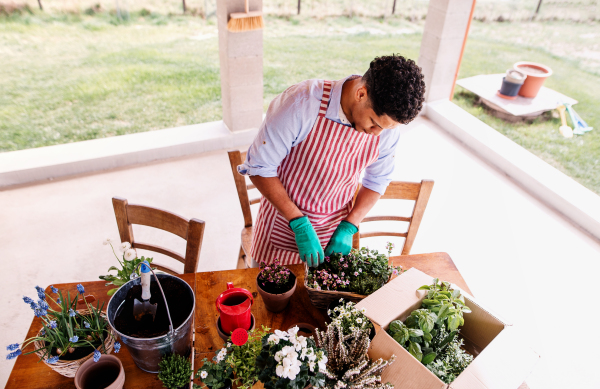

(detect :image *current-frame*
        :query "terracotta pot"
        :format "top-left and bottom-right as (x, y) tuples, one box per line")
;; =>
(74, 354), (125, 389)
(256, 273), (297, 313)
(217, 314), (255, 341)
(514, 61), (552, 98)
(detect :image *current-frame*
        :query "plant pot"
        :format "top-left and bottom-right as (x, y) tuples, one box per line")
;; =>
(498, 77), (522, 99)
(107, 274), (195, 373)
(514, 61), (552, 98)
(217, 314), (255, 341)
(34, 310), (116, 378)
(256, 273), (297, 312)
(74, 354), (125, 389)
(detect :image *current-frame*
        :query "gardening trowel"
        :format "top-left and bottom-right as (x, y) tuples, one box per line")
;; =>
(133, 261), (157, 322)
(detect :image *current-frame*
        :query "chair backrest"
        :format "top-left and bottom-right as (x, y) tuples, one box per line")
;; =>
(112, 197), (205, 275)
(227, 150), (261, 228)
(353, 180), (434, 255)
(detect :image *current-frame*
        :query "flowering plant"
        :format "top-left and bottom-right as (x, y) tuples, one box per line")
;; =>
(99, 238), (154, 296)
(194, 346), (233, 389)
(6, 285), (120, 364)
(306, 247), (401, 295)
(258, 259), (294, 294)
(328, 299), (372, 335)
(256, 327), (327, 389)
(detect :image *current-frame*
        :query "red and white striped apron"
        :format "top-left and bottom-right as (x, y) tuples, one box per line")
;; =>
(251, 81), (380, 265)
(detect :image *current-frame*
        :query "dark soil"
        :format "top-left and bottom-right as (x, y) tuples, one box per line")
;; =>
(258, 273), (296, 294)
(48, 329), (108, 361)
(114, 278), (193, 338)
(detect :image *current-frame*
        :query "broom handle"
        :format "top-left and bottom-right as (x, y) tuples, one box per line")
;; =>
(245, 0), (249, 13)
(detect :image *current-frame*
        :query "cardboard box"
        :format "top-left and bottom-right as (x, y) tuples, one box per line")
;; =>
(358, 268), (539, 389)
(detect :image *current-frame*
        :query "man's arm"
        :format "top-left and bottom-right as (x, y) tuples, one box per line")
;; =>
(248, 176), (303, 221)
(345, 186), (381, 226)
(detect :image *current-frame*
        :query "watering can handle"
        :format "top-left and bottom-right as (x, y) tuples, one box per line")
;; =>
(215, 283), (254, 311)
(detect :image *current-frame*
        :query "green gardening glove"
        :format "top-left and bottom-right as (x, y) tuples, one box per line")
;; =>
(324, 220), (358, 257)
(289, 216), (324, 267)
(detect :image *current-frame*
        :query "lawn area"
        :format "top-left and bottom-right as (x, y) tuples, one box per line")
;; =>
(0, 11), (599, 195)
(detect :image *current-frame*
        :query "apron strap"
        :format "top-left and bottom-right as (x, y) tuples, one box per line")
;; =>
(318, 81), (333, 118)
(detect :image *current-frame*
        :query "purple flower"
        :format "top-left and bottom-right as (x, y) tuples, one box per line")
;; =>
(50, 286), (58, 294)
(37, 291), (46, 301)
(6, 349), (21, 360)
(38, 300), (49, 310)
(47, 356), (59, 364)
(40, 329), (45, 336)
(22, 296), (34, 305)
(114, 342), (121, 353)
(93, 350), (101, 362)
(69, 309), (76, 317)
(84, 321), (90, 329)
(76, 284), (85, 295)
(48, 321), (57, 329)
(354, 272), (359, 276)
(35, 286), (44, 294)
(56, 298), (61, 304)
(69, 336), (79, 343)
(6, 344), (19, 351)
(34, 306), (47, 317)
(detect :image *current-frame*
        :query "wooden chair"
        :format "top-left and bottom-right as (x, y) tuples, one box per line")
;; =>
(228, 150), (262, 269)
(352, 180), (434, 255)
(112, 197), (205, 275)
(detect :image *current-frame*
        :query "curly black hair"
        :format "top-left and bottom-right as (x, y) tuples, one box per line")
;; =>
(362, 54), (426, 125)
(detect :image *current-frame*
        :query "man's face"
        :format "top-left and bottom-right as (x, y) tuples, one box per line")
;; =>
(350, 86), (399, 136)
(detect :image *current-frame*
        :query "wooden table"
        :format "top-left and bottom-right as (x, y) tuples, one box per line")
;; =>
(6, 252), (472, 388)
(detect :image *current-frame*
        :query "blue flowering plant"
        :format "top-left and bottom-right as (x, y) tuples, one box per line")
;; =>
(6, 284), (120, 365)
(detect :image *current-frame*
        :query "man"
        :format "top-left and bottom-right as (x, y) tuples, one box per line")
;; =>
(238, 54), (425, 267)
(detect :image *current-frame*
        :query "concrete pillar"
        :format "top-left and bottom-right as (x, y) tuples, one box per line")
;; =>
(418, 0), (475, 102)
(216, 0), (264, 132)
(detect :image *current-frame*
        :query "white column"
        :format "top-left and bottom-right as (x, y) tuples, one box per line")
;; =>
(216, 0), (264, 132)
(418, 0), (475, 102)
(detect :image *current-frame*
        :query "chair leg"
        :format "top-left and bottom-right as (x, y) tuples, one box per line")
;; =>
(236, 245), (247, 269)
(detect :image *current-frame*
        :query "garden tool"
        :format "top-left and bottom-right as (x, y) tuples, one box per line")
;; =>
(133, 261), (157, 322)
(565, 103), (593, 135)
(227, 0), (264, 32)
(556, 105), (573, 138)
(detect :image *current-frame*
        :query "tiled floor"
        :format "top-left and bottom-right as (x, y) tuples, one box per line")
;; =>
(2, 116), (599, 388)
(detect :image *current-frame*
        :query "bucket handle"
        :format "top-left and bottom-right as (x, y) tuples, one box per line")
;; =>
(135, 263), (175, 336)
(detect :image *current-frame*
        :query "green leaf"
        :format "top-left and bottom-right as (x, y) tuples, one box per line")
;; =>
(437, 304), (450, 321)
(389, 320), (404, 334)
(462, 306), (472, 314)
(422, 352), (437, 365)
(107, 288), (118, 296)
(449, 315), (461, 331)
(417, 285), (431, 290)
(408, 328), (424, 337)
(112, 279), (125, 286)
(408, 341), (423, 362)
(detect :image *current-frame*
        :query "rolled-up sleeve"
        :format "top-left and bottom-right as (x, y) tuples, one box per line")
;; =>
(238, 87), (305, 177)
(362, 127), (401, 195)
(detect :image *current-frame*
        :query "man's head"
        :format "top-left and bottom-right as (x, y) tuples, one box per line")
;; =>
(345, 54), (425, 136)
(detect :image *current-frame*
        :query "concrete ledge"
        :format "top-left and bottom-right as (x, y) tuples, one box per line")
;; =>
(0, 121), (258, 188)
(426, 99), (600, 242)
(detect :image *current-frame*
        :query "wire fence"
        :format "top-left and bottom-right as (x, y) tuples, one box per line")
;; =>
(5, 0), (600, 22)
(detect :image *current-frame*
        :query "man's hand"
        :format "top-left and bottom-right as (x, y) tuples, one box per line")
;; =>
(324, 220), (358, 256)
(289, 216), (324, 267)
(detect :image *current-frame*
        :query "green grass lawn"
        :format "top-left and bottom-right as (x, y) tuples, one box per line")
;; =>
(0, 12), (599, 194)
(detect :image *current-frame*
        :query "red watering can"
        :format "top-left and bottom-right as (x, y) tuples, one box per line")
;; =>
(216, 282), (253, 334)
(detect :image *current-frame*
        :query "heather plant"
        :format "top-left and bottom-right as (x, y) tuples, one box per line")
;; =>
(327, 299), (372, 335)
(6, 285), (120, 364)
(258, 259), (293, 293)
(306, 247), (401, 295)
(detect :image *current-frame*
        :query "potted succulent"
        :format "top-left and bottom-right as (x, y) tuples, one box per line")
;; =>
(255, 326), (328, 388)
(158, 354), (193, 389)
(315, 314), (396, 388)
(305, 244), (402, 308)
(256, 259), (297, 312)
(386, 278), (473, 384)
(99, 239), (154, 296)
(6, 285), (120, 378)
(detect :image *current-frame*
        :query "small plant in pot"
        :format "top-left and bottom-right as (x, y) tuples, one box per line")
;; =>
(256, 259), (297, 312)
(158, 353), (193, 389)
(99, 239), (154, 296)
(6, 285), (119, 378)
(194, 346), (233, 389)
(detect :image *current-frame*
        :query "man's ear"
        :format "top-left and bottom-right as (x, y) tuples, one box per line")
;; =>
(355, 85), (368, 103)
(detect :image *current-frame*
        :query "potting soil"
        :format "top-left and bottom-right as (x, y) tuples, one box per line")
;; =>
(114, 278), (193, 338)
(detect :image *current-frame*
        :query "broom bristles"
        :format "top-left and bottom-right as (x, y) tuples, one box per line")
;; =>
(227, 15), (264, 32)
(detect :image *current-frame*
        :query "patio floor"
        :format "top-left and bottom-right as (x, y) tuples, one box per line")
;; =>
(1, 116), (599, 388)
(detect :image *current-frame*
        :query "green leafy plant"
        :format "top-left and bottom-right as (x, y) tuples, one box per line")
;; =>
(226, 326), (270, 389)
(387, 278), (474, 384)
(99, 239), (153, 296)
(256, 326), (327, 389)
(194, 350), (233, 389)
(158, 354), (193, 389)
(306, 247), (401, 295)
(6, 285), (120, 364)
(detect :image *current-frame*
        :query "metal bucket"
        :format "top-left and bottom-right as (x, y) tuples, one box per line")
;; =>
(107, 273), (195, 373)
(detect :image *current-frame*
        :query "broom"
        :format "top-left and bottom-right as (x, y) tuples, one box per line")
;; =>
(227, 0), (264, 32)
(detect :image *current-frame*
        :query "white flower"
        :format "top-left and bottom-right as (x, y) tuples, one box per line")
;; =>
(103, 238), (112, 246)
(200, 371), (208, 379)
(318, 355), (328, 372)
(276, 364), (285, 377)
(120, 241), (131, 251)
(268, 334), (280, 345)
(227, 342), (231, 347)
(124, 248), (137, 261)
(274, 329), (289, 340)
(275, 351), (284, 362)
(308, 361), (316, 372)
(287, 326), (299, 336)
(293, 336), (307, 351)
(361, 307), (367, 314)
(356, 318), (363, 324)
(216, 348), (227, 362)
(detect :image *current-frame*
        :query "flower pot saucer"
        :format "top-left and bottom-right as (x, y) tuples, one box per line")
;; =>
(496, 90), (517, 100)
(216, 314), (255, 341)
(286, 323), (316, 338)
